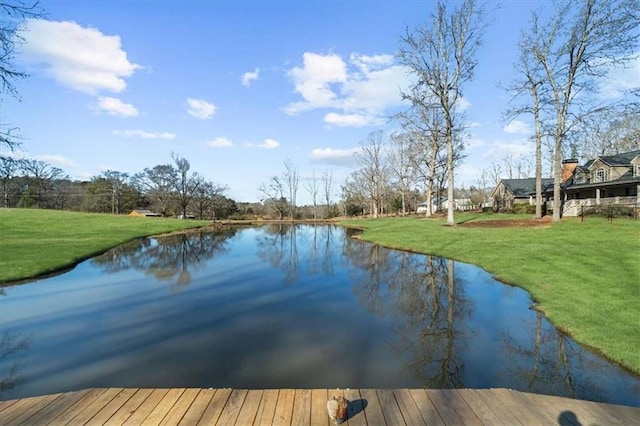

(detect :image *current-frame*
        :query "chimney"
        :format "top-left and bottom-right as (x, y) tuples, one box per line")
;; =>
(562, 159), (578, 183)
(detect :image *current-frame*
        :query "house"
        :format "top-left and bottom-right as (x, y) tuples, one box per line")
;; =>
(416, 197), (476, 213)
(556, 150), (640, 216)
(128, 209), (161, 217)
(490, 178), (554, 211)
(489, 149), (640, 216)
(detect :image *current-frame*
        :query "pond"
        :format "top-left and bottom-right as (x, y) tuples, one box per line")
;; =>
(0, 225), (638, 406)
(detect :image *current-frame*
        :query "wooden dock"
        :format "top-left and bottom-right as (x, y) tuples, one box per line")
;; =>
(0, 388), (638, 425)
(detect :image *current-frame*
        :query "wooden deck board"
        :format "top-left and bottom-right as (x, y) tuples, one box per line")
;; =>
(310, 389), (328, 426)
(0, 387), (637, 425)
(343, 389), (366, 426)
(196, 388), (231, 425)
(407, 389), (445, 426)
(177, 388), (215, 426)
(254, 389), (279, 426)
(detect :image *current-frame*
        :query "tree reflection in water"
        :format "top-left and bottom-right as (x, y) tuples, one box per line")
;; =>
(0, 329), (30, 399)
(91, 228), (237, 290)
(255, 225), (338, 284)
(344, 234), (471, 388)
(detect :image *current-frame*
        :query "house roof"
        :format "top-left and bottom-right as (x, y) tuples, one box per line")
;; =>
(498, 178), (554, 198)
(596, 150), (640, 167)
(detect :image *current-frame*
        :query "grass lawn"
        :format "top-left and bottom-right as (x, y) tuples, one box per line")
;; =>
(341, 213), (640, 375)
(0, 208), (209, 283)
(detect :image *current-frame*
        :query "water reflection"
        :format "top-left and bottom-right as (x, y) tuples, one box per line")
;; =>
(0, 225), (638, 407)
(91, 228), (237, 289)
(0, 329), (30, 399)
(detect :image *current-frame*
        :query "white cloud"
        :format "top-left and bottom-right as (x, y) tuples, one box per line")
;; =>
(285, 51), (409, 127)
(187, 98), (217, 119)
(251, 138), (280, 149)
(483, 139), (534, 160)
(113, 130), (176, 139)
(96, 97), (138, 117)
(457, 96), (471, 111)
(286, 52), (348, 114)
(324, 112), (374, 127)
(33, 154), (77, 168)
(21, 19), (141, 94)
(599, 54), (640, 99)
(241, 68), (260, 86)
(207, 137), (233, 148)
(503, 120), (531, 135)
(310, 147), (361, 167)
(466, 137), (486, 150)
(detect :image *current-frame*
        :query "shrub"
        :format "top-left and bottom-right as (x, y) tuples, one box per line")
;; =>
(584, 205), (635, 218)
(512, 203), (536, 214)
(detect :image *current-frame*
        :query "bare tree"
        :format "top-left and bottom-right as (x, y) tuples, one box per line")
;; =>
(0, 1), (42, 98)
(134, 164), (177, 217)
(529, 0), (639, 221)
(355, 130), (388, 219)
(171, 153), (202, 219)
(389, 132), (415, 216)
(305, 169), (320, 220)
(283, 158), (298, 221)
(1, 1), (44, 152)
(577, 107), (640, 160)
(397, 106), (448, 217)
(506, 25), (552, 219)
(191, 177), (228, 220)
(259, 175), (287, 220)
(398, 0), (488, 225)
(0, 155), (21, 206)
(101, 170), (130, 214)
(321, 169), (333, 219)
(20, 159), (65, 208)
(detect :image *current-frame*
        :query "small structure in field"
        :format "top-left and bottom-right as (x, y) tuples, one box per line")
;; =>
(128, 209), (161, 217)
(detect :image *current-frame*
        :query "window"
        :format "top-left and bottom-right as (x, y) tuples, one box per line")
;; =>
(594, 168), (608, 183)
(635, 164), (640, 177)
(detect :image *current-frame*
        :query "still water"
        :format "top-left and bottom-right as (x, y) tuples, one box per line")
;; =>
(1, 225), (638, 406)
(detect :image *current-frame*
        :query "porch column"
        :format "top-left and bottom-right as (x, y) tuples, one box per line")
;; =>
(596, 189), (600, 205)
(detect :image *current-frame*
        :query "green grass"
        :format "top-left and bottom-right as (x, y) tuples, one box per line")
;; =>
(0, 208), (208, 283)
(341, 213), (640, 374)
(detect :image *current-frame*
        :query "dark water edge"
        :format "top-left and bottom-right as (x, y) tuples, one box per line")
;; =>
(1, 225), (638, 406)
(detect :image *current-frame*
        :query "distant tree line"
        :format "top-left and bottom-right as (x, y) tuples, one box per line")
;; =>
(0, 153), (237, 219)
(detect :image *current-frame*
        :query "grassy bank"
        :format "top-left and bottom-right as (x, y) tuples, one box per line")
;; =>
(342, 213), (640, 374)
(0, 208), (208, 283)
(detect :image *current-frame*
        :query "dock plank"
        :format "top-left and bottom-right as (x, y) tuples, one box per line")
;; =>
(343, 389), (366, 426)
(377, 389), (405, 425)
(291, 389), (311, 425)
(393, 389), (426, 426)
(160, 387), (201, 425)
(104, 388), (155, 426)
(254, 389), (279, 426)
(196, 388), (231, 425)
(50, 388), (110, 425)
(122, 388), (170, 425)
(14, 389), (91, 425)
(426, 389), (482, 426)
(140, 388), (185, 425)
(272, 389), (295, 426)
(359, 389), (386, 425)
(4, 393), (60, 426)
(310, 389), (328, 426)
(215, 388), (247, 425)
(407, 389), (444, 426)
(235, 389), (263, 425)
(2, 387), (638, 425)
(85, 388), (138, 425)
(178, 388), (215, 425)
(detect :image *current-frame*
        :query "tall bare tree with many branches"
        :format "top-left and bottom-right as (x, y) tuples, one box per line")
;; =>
(398, 0), (488, 225)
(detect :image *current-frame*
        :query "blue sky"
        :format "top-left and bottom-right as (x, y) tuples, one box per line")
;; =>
(3, 0), (638, 203)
